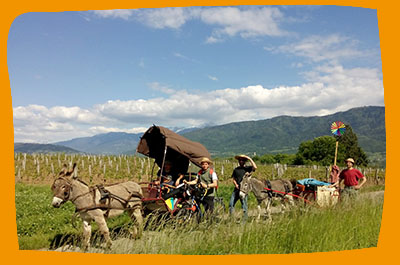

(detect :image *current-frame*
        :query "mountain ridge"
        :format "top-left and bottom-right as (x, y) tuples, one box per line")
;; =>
(14, 106), (385, 157)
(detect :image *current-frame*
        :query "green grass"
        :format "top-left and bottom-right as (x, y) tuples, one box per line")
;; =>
(132, 195), (382, 254)
(16, 183), (383, 253)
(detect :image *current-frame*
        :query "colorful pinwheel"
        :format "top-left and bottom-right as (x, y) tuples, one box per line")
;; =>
(331, 121), (346, 136)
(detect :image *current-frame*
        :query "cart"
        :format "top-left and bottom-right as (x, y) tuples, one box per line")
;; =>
(291, 178), (340, 206)
(136, 125), (222, 221)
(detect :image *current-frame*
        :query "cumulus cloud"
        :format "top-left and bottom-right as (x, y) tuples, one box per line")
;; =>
(89, 7), (288, 42)
(199, 7), (288, 42)
(13, 64), (383, 143)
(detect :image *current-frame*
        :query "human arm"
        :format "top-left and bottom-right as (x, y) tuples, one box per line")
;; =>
(183, 177), (198, 185)
(354, 171), (367, 190)
(247, 156), (257, 170)
(233, 178), (239, 190)
(175, 174), (184, 186)
(200, 171), (218, 189)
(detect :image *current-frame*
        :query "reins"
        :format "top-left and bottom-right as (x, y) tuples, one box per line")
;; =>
(57, 177), (143, 216)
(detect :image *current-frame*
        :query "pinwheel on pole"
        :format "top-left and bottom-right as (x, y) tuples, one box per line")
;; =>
(331, 121), (346, 166)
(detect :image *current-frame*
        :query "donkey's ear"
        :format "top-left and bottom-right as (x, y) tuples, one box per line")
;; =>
(59, 164), (68, 176)
(66, 163), (77, 178)
(71, 163), (78, 179)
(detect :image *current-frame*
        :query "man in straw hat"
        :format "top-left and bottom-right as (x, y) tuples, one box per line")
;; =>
(184, 157), (218, 214)
(332, 158), (367, 198)
(229, 154), (257, 221)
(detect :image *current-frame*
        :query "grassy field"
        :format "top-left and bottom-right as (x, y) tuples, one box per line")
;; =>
(15, 181), (384, 253)
(14, 153), (385, 253)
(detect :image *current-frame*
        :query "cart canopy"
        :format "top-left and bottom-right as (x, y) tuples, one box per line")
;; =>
(136, 125), (211, 174)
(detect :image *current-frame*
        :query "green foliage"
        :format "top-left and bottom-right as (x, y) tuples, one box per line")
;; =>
(294, 136), (336, 166)
(339, 125), (369, 166)
(294, 125), (369, 166)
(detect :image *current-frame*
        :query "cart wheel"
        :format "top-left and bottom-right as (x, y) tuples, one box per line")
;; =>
(176, 204), (202, 224)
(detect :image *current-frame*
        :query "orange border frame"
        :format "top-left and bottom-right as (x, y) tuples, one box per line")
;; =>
(1, 1), (396, 264)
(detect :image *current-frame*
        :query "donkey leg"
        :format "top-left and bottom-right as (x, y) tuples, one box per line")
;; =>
(257, 204), (262, 220)
(93, 214), (112, 249)
(128, 207), (143, 239)
(265, 199), (272, 221)
(82, 220), (92, 251)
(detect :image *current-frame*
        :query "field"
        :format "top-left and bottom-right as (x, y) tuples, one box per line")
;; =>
(14, 153), (385, 253)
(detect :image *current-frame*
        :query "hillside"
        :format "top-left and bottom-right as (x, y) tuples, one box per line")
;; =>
(182, 106), (385, 156)
(54, 132), (142, 155)
(14, 143), (81, 154)
(14, 106), (385, 157)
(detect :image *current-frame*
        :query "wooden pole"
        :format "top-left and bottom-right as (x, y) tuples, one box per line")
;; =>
(334, 141), (339, 166)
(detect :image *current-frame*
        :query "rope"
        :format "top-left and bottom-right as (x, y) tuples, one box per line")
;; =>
(263, 187), (313, 204)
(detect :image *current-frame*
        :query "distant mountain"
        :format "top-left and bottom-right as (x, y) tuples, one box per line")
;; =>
(182, 106), (385, 157)
(14, 143), (81, 154)
(14, 106), (385, 157)
(54, 132), (142, 155)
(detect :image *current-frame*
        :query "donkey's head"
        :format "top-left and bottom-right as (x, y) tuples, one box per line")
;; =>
(51, 163), (76, 208)
(239, 172), (252, 199)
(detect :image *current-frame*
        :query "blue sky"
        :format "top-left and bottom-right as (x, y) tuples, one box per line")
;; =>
(8, 5), (384, 143)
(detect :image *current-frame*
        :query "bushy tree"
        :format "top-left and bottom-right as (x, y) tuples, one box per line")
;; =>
(294, 136), (336, 166)
(338, 124), (368, 166)
(295, 124), (368, 166)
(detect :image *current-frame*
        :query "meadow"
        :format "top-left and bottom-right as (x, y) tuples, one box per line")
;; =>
(14, 153), (385, 253)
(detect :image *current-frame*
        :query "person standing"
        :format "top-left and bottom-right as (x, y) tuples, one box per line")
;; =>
(332, 158), (367, 198)
(229, 155), (257, 220)
(184, 157), (218, 214)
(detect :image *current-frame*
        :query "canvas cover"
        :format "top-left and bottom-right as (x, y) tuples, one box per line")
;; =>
(136, 125), (211, 173)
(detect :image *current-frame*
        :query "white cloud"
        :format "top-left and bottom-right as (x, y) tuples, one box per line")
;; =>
(136, 7), (190, 29)
(268, 34), (365, 63)
(13, 64), (383, 143)
(92, 9), (135, 20)
(148, 82), (176, 94)
(90, 7), (288, 42)
(208, 75), (218, 81)
(199, 7), (288, 42)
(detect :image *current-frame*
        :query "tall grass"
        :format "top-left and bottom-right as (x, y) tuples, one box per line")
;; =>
(16, 182), (383, 253)
(113, 194), (382, 254)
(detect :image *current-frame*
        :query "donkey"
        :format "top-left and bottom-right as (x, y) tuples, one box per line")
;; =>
(239, 173), (295, 220)
(51, 163), (143, 250)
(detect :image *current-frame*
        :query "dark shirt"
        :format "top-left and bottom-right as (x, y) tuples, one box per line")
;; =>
(231, 166), (254, 187)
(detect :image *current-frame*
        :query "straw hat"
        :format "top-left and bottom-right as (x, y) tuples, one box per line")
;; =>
(345, 158), (355, 164)
(234, 154), (249, 161)
(200, 157), (212, 164)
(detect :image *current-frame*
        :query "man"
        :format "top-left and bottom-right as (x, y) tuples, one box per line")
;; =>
(184, 157), (218, 213)
(229, 154), (257, 220)
(332, 158), (367, 198)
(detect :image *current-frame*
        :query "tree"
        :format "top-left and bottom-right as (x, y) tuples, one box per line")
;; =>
(338, 124), (368, 166)
(295, 124), (368, 166)
(294, 136), (336, 166)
